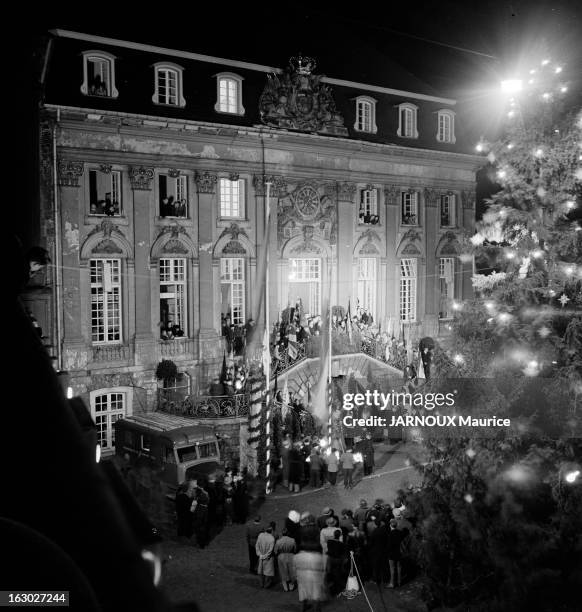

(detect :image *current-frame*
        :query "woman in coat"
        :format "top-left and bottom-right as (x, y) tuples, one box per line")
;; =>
(255, 526), (276, 588)
(274, 528), (296, 591)
(294, 550), (327, 611)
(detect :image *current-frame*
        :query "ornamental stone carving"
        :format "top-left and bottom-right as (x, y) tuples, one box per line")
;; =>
(253, 174), (288, 197)
(219, 223), (248, 242)
(337, 182), (356, 202)
(402, 229), (422, 242)
(57, 160), (84, 187)
(290, 225), (322, 254)
(88, 218), (118, 239)
(423, 188), (439, 207)
(99, 164), (113, 174)
(402, 243), (421, 256)
(129, 166), (154, 190)
(162, 239), (189, 254)
(168, 168), (181, 178)
(293, 185), (321, 220)
(93, 239), (123, 254)
(222, 240), (247, 254)
(195, 171), (218, 194)
(259, 54), (347, 136)
(228, 172), (240, 182)
(358, 229), (381, 255)
(462, 190), (476, 209)
(383, 185), (399, 205)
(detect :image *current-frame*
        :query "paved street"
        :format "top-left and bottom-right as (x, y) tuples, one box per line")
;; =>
(161, 442), (427, 612)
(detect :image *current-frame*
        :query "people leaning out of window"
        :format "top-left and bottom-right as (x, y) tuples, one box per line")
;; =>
(358, 209), (380, 225)
(160, 196), (187, 217)
(160, 322), (184, 340)
(90, 198), (118, 216)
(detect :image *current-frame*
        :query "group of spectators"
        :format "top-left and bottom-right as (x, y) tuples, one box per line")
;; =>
(246, 497), (411, 608)
(175, 469), (252, 548)
(208, 363), (248, 396)
(221, 315), (256, 357)
(274, 433), (375, 493)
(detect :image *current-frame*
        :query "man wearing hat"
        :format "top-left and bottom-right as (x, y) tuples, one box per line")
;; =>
(316, 507), (335, 530)
(354, 499), (369, 531)
(320, 516), (342, 554)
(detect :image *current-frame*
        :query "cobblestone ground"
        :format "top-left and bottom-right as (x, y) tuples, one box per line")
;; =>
(161, 442), (428, 612)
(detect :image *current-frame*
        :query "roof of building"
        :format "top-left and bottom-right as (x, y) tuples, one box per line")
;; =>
(118, 413), (217, 444)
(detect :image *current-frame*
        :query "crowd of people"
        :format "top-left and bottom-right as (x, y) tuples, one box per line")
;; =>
(273, 433), (375, 494)
(246, 497), (411, 608)
(175, 469), (254, 548)
(208, 362), (248, 396)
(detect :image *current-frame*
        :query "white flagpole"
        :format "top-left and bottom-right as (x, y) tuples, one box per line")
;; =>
(264, 180), (272, 493)
(327, 263), (333, 446)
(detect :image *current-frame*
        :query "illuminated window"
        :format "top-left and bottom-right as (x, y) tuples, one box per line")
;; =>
(358, 258), (377, 318)
(401, 191), (419, 225)
(89, 169), (122, 216)
(354, 96), (377, 133)
(215, 73), (245, 114)
(220, 178), (245, 218)
(81, 51), (118, 98)
(439, 257), (455, 319)
(221, 258), (246, 325)
(90, 259), (122, 344)
(152, 63), (185, 107)
(397, 103), (418, 138)
(358, 188), (379, 224)
(400, 258), (417, 322)
(159, 174), (188, 217)
(93, 392), (125, 450)
(160, 258), (187, 337)
(288, 258), (321, 316)
(437, 110), (456, 143)
(440, 194), (455, 227)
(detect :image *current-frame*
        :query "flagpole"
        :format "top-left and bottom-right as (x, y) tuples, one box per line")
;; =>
(327, 262), (333, 446)
(264, 180), (272, 493)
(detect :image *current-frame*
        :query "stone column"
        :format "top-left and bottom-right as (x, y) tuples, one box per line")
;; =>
(58, 160), (89, 371)
(335, 182), (356, 308)
(195, 170), (220, 359)
(461, 190), (476, 300)
(383, 185), (400, 330)
(423, 188), (439, 337)
(129, 166), (156, 366)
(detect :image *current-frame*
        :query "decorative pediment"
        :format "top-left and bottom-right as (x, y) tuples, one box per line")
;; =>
(222, 240), (246, 255)
(162, 239), (189, 254)
(440, 243), (459, 255)
(129, 166), (154, 190)
(437, 231), (460, 256)
(57, 160), (84, 187)
(92, 239), (123, 254)
(195, 171), (217, 194)
(259, 55), (347, 136)
(219, 223), (249, 242)
(402, 243), (421, 256)
(358, 229), (381, 255)
(88, 218), (118, 239)
(402, 229), (422, 242)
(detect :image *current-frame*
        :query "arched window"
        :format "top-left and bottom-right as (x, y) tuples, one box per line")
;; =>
(152, 63), (185, 107)
(436, 109), (456, 143)
(397, 103), (419, 139)
(354, 96), (377, 133)
(81, 51), (118, 98)
(215, 73), (245, 115)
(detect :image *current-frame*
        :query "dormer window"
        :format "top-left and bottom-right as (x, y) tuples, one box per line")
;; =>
(215, 73), (245, 115)
(81, 51), (118, 98)
(437, 109), (456, 143)
(354, 96), (377, 133)
(397, 103), (419, 139)
(152, 63), (185, 107)
(358, 187), (379, 225)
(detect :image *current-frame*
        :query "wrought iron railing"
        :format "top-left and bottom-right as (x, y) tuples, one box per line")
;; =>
(158, 389), (249, 418)
(91, 343), (131, 363)
(271, 340), (307, 378)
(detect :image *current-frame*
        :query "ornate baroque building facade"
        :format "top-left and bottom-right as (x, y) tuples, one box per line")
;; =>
(31, 30), (481, 456)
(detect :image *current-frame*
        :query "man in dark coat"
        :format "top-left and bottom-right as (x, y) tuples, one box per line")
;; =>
(175, 480), (195, 539)
(367, 519), (389, 585)
(192, 482), (210, 548)
(245, 515), (265, 574)
(288, 443), (303, 493)
(387, 519), (406, 588)
(361, 433), (375, 475)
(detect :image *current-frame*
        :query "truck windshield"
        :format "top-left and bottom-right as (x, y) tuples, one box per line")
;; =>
(177, 446), (198, 462)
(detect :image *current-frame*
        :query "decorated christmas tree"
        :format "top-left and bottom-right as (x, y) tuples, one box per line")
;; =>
(404, 59), (582, 611)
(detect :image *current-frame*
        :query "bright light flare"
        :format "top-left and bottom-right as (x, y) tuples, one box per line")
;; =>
(96, 444), (101, 463)
(501, 79), (523, 94)
(319, 438), (328, 448)
(453, 354), (464, 364)
(67, 386), (73, 399)
(353, 452), (364, 463)
(141, 549), (162, 587)
(565, 470), (580, 484)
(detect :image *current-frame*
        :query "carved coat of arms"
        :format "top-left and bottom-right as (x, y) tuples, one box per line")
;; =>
(259, 54), (348, 136)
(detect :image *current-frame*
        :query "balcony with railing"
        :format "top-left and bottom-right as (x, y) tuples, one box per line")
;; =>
(91, 343), (131, 363)
(158, 337), (196, 359)
(158, 389), (249, 419)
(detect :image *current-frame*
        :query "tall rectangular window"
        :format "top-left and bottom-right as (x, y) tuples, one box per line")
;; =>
(221, 258), (246, 325)
(288, 258), (321, 316)
(220, 178), (245, 218)
(400, 258), (417, 322)
(93, 392), (125, 450)
(437, 110), (455, 143)
(88, 58), (110, 96)
(159, 174), (187, 217)
(357, 100), (371, 131)
(158, 69), (177, 105)
(440, 194), (455, 227)
(89, 169), (122, 216)
(358, 189), (378, 224)
(401, 192), (418, 225)
(219, 78), (237, 113)
(90, 259), (122, 344)
(358, 258), (377, 318)
(160, 258), (187, 337)
(439, 257), (455, 319)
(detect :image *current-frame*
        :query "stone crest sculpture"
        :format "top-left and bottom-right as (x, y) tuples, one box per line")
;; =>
(259, 54), (347, 136)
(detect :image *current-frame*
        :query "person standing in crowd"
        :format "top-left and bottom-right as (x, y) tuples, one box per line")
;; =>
(320, 517), (341, 554)
(175, 480), (195, 541)
(368, 517), (389, 586)
(387, 518), (405, 588)
(316, 507), (333, 530)
(339, 509), (354, 539)
(256, 526), (276, 588)
(280, 438), (291, 488)
(354, 499), (369, 531)
(297, 513), (321, 552)
(233, 473), (249, 523)
(361, 433), (375, 476)
(191, 481), (210, 549)
(245, 515), (265, 574)
(326, 529), (348, 596)
(274, 528), (296, 592)
(346, 522), (368, 583)
(341, 448), (355, 489)
(294, 547), (327, 612)
(285, 510), (301, 545)
(325, 448), (339, 486)
(288, 442), (303, 493)
(308, 447), (323, 488)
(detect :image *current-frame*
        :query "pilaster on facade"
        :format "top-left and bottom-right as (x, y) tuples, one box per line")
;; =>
(195, 170), (218, 194)
(129, 166), (155, 191)
(57, 160), (84, 187)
